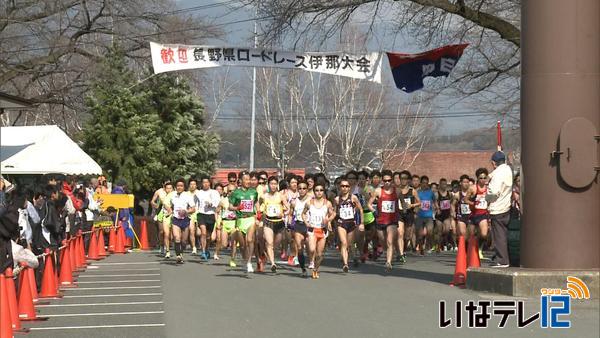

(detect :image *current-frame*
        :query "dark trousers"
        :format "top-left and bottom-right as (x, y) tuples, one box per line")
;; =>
(490, 211), (511, 265)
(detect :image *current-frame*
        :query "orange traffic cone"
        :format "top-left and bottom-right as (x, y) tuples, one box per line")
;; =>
(467, 234), (481, 268)
(18, 264), (47, 322)
(40, 250), (60, 298)
(59, 241), (76, 287)
(1, 272), (14, 338)
(79, 231), (88, 267)
(450, 236), (467, 287)
(75, 234), (85, 270)
(98, 229), (107, 256)
(87, 230), (100, 260)
(140, 219), (150, 251)
(108, 226), (117, 253)
(26, 266), (39, 303)
(4, 268), (24, 332)
(126, 234), (133, 248)
(68, 237), (77, 274)
(114, 223), (126, 254)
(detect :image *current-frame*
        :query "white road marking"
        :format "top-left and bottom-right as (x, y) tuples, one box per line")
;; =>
(37, 301), (163, 307)
(90, 262), (159, 265)
(29, 323), (165, 330)
(79, 274), (160, 277)
(63, 286), (161, 290)
(63, 293), (162, 298)
(44, 311), (164, 318)
(88, 268), (160, 271)
(76, 280), (161, 284)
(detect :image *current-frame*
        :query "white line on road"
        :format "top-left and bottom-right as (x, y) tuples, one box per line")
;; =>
(77, 280), (161, 284)
(90, 262), (159, 265)
(29, 323), (165, 330)
(44, 311), (164, 318)
(63, 293), (162, 298)
(37, 301), (163, 307)
(88, 268), (160, 271)
(63, 286), (161, 290)
(79, 274), (160, 277)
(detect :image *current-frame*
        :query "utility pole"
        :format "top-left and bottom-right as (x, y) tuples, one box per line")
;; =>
(249, 10), (258, 171)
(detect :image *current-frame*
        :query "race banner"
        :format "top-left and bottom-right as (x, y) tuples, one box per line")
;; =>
(150, 42), (382, 83)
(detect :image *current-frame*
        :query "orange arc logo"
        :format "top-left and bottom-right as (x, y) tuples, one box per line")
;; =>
(565, 276), (591, 300)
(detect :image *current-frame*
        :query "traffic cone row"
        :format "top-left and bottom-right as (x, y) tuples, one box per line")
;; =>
(450, 235), (482, 287)
(0, 227), (117, 336)
(114, 222), (126, 254)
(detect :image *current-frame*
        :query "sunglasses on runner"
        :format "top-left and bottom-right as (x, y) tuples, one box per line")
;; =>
(382, 179), (392, 183)
(229, 179), (236, 183)
(401, 176), (409, 180)
(478, 176), (487, 179)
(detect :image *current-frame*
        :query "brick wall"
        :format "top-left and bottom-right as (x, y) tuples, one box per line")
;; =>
(383, 151), (509, 182)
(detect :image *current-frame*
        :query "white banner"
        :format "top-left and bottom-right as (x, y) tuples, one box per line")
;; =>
(150, 42), (382, 83)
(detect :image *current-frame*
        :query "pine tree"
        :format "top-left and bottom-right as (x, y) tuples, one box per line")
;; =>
(81, 47), (219, 196)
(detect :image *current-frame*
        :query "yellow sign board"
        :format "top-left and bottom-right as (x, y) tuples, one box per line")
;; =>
(95, 194), (134, 210)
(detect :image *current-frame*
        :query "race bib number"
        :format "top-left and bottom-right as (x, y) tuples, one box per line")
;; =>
(460, 203), (471, 215)
(240, 200), (254, 213)
(222, 210), (236, 220)
(475, 196), (488, 210)
(266, 204), (282, 217)
(310, 214), (324, 227)
(420, 200), (431, 211)
(440, 199), (451, 210)
(339, 205), (354, 220)
(381, 201), (395, 213)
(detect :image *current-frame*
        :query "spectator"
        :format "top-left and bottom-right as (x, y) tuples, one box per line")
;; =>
(96, 175), (110, 195)
(485, 151), (514, 268)
(0, 189), (20, 273)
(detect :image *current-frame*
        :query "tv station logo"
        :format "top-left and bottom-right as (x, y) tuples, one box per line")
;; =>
(439, 276), (591, 329)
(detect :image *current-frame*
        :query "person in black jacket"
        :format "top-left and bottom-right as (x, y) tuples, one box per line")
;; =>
(0, 190), (23, 274)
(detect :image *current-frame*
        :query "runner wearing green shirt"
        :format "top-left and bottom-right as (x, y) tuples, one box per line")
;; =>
(229, 171), (259, 273)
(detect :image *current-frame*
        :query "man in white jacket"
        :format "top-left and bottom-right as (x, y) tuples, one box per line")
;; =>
(485, 151), (514, 268)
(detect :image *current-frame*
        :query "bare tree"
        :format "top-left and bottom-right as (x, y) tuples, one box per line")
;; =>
(255, 68), (305, 173)
(0, 0), (222, 133)
(247, 0), (521, 122)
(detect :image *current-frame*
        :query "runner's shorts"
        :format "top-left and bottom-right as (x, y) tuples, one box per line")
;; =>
(414, 217), (433, 230)
(263, 217), (285, 233)
(171, 217), (191, 229)
(236, 216), (255, 234)
(198, 213), (216, 232)
(399, 212), (414, 226)
(222, 219), (236, 234)
(376, 223), (398, 231)
(470, 214), (489, 226)
(294, 221), (308, 236)
(308, 227), (328, 240)
(337, 220), (356, 233)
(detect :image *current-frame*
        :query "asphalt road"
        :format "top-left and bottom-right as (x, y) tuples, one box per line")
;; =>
(23, 249), (599, 338)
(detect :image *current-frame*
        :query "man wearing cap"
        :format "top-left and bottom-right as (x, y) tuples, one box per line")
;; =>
(486, 151), (513, 267)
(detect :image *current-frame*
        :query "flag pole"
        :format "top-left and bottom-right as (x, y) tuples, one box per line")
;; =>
(497, 120), (502, 151)
(249, 9), (258, 171)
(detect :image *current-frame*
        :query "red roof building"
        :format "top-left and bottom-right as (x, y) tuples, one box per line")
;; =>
(383, 150), (513, 182)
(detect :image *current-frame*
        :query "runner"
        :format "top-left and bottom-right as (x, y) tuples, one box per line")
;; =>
(453, 174), (472, 237)
(363, 170), (380, 260)
(367, 170), (400, 272)
(305, 174), (315, 197)
(216, 185), (242, 267)
(211, 183), (225, 259)
(415, 176), (437, 255)
(169, 178), (196, 263)
(229, 171), (259, 273)
(289, 179), (311, 276)
(259, 176), (289, 272)
(411, 174), (421, 190)
(397, 170), (419, 262)
(194, 176), (221, 260)
(468, 168), (490, 259)
(436, 178), (456, 251)
(187, 178), (199, 255)
(302, 182), (335, 279)
(333, 177), (364, 272)
(285, 175), (300, 266)
(226, 172), (238, 193)
(150, 181), (173, 256)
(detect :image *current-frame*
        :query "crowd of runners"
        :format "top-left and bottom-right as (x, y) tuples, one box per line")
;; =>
(150, 151), (518, 278)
